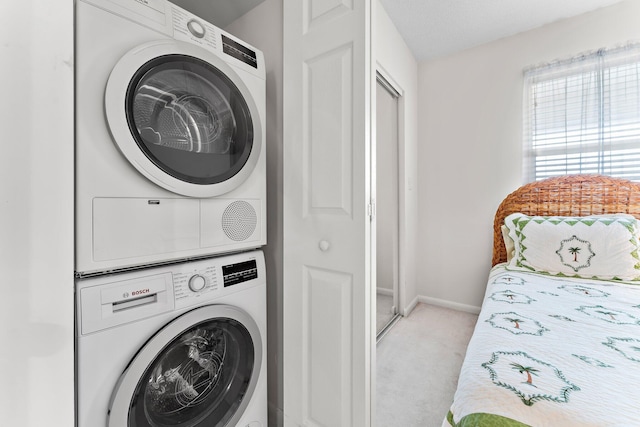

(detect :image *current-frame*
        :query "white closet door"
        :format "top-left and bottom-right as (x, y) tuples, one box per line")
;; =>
(283, 0), (373, 426)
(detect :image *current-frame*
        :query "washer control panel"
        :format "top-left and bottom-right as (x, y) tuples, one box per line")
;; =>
(171, 254), (260, 308)
(222, 259), (258, 287)
(188, 274), (207, 292)
(173, 264), (217, 304)
(77, 250), (264, 334)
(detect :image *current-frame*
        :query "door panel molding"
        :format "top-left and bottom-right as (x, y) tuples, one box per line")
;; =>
(303, 266), (353, 426)
(283, 0), (373, 425)
(303, 42), (354, 217)
(304, 0), (354, 33)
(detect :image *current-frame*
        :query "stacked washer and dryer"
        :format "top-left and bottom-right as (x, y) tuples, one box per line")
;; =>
(74, 0), (267, 426)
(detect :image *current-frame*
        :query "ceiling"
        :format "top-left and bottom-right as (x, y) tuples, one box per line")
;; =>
(379, 0), (627, 62)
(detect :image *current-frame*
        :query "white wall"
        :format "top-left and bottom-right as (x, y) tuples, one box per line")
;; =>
(376, 1), (419, 315)
(0, 1), (74, 426)
(225, 1), (284, 424)
(417, 0), (640, 311)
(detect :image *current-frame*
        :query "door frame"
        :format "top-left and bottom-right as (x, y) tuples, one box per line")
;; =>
(374, 66), (407, 319)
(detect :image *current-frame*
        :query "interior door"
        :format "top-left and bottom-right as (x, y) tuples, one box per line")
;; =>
(283, 0), (374, 426)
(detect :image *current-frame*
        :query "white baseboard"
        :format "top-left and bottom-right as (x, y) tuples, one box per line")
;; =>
(402, 295), (419, 316)
(376, 287), (393, 296)
(417, 295), (481, 315)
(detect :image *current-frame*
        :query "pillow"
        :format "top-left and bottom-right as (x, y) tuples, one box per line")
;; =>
(500, 225), (515, 263)
(499, 214), (635, 264)
(504, 213), (640, 282)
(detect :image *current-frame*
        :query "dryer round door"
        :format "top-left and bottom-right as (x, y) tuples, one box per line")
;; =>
(108, 305), (262, 427)
(105, 40), (262, 198)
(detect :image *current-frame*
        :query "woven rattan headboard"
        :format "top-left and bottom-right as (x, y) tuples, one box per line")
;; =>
(492, 174), (640, 266)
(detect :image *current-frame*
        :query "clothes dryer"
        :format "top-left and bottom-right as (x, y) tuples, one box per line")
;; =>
(76, 250), (267, 427)
(75, 0), (266, 275)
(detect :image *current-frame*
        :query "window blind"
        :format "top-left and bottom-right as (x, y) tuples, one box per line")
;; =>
(523, 44), (640, 182)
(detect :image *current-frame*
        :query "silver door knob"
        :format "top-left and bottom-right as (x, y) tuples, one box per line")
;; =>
(319, 240), (330, 251)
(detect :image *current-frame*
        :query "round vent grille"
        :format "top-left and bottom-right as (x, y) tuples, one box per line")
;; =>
(222, 201), (257, 241)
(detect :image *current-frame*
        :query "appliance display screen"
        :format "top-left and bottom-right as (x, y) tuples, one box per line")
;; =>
(222, 259), (258, 287)
(222, 35), (257, 68)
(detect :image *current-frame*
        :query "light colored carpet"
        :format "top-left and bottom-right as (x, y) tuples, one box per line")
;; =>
(376, 303), (478, 427)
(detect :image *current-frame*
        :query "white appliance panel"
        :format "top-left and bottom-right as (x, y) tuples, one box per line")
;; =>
(76, 250), (267, 427)
(93, 198), (201, 261)
(75, 0), (266, 275)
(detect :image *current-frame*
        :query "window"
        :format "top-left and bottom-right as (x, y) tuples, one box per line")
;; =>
(523, 44), (640, 182)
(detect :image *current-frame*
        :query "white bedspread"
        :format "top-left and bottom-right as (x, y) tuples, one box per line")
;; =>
(445, 265), (640, 426)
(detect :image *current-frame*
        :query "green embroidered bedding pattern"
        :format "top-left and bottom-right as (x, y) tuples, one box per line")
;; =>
(444, 265), (640, 426)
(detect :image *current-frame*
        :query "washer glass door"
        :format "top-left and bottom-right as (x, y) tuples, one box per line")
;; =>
(111, 307), (261, 427)
(127, 55), (253, 185)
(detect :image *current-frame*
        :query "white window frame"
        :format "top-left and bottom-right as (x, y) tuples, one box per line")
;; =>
(523, 44), (640, 182)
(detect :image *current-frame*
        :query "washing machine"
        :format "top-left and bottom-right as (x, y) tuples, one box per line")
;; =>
(75, 0), (266, 276)
(76, 250), (267, 427)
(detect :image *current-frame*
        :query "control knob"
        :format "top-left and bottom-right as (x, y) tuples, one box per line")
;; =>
(187, 19), (205, 38)
(188, 274), (206, 292)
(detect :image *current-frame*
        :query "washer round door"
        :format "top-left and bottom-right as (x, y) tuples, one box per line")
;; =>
(108, 305), (262, 427)
(105, 39), (262, 198)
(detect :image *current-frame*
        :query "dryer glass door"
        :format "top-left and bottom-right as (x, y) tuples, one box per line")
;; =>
(127, 55), (253, 185)
(125, 316), (257, 427)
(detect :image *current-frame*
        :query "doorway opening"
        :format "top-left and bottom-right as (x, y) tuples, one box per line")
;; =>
(375, 72), (401, 341)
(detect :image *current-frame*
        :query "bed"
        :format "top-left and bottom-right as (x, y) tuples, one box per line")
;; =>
(444, 174), (640, 426)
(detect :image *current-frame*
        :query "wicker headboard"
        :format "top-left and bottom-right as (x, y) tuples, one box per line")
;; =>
(492, 174), (640, 266)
